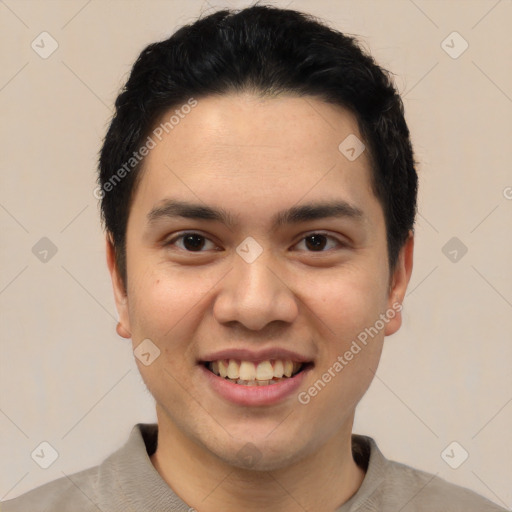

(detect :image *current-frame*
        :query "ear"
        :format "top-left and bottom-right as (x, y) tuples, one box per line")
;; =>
(105, 234), (132, 339)
(384, 231), (414, 336)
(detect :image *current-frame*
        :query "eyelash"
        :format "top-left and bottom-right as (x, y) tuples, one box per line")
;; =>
(164, 231), (346, 253)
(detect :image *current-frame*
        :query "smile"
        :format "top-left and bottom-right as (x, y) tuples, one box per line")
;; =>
(206, 359), (305, 386)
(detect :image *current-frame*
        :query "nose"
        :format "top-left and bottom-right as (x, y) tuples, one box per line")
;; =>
(213, 249), (299, 331)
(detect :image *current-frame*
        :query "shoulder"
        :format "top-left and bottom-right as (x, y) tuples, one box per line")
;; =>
(0, 424), (157, 512)
(349, 435), (507, 512)
(0, 423), (157, 512)
(0, 465), (101, 512)
(382, 459), (507, 511)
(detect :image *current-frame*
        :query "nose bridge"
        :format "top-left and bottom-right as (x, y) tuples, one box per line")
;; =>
(213, 246), (298, 331)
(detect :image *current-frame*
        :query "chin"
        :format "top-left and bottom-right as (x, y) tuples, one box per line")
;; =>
(208, 435), (309, 472)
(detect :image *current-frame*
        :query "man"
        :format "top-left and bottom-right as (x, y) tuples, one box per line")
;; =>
(2, 4), (506, 511)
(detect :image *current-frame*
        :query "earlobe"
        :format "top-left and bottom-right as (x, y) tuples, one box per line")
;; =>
(106, 235), (132, 339)
(116, 322), (132, 338)
(384, 231), (414, 336)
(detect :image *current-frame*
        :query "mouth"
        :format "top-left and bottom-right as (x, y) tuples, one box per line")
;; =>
(203, 359), (312, 386)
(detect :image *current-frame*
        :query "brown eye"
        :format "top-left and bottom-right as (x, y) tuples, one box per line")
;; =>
(165, 232), (217, 252)
(304, 234), (328, 251)
(295, 233), (343, 252)
(181, 234), (206, 251)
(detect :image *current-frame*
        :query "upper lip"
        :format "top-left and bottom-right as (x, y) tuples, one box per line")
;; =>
(199, 347), (313, 364)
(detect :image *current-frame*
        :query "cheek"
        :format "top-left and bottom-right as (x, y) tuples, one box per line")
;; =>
(301, 264), (389, 397)
(299, 273), (387, 421)
(126, 267), (221, 386)
(307, 266), (389, 339)
(127, 270), (205, 399)
(128, 265), (204, 339)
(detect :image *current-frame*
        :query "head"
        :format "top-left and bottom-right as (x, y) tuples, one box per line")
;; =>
(99, 4), (416, 470)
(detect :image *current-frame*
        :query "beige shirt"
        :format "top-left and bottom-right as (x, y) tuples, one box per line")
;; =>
(1, 423), (506, 511)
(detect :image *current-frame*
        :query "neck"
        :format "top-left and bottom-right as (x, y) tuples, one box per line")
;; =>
(150, 409), (366, 512)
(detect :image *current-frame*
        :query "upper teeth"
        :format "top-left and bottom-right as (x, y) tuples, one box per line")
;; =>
(209, 359), (302, 380)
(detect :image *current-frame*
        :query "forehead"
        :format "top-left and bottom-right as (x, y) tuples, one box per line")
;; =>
(131, 93), (381, 229)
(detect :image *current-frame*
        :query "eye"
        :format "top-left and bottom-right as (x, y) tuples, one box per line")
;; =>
(294, 233), (345, 252)
(164, 231), (346, 253)
(164, 232), (217, 252)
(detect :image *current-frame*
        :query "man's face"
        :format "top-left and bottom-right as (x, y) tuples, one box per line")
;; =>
(109, 93), (412, 470)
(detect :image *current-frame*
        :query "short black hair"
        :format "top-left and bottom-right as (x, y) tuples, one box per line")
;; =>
(98, 3), (417, 289)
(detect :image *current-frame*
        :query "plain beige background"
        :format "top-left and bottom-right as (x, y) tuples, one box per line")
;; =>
(1, 0), (511, 508)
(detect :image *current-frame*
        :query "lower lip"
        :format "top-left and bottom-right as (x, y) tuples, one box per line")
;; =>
(200, 364), (311, 406)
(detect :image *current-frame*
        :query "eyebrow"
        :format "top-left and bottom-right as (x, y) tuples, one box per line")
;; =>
(146, 199), (364, 231)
